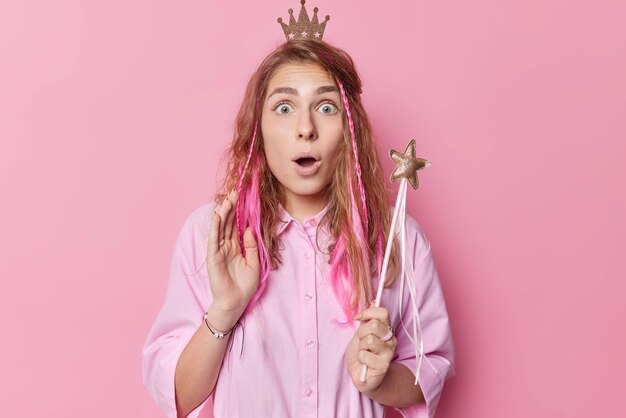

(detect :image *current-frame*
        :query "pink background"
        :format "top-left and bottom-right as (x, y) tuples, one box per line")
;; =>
(1, 1), (624, 417)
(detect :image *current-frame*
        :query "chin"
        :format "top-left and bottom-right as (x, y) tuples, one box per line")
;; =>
(282, 182), (330, 199)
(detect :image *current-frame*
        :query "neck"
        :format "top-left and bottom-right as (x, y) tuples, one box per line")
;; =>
(283, 189), (329, 222)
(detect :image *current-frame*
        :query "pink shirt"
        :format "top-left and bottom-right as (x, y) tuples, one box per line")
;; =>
(142, 202), (455, 418)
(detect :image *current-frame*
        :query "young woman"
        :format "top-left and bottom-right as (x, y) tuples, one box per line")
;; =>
(142, 38), (455, 418)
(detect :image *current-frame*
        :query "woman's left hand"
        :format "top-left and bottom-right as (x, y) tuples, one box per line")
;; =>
(345, 301), (397, 395)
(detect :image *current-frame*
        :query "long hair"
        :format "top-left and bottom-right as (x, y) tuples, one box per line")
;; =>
(216, 39), (399, 324)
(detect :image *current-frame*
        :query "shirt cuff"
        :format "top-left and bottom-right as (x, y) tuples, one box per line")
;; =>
(143, 334), (212, 418)
(392, 355), (449, 418)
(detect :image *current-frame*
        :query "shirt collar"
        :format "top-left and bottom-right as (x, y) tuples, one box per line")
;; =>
(276, 202), (332, 236)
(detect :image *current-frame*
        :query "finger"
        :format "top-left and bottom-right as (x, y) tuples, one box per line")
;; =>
(354, 306), (390, 325)
(356, 318), (392, 340)
(243, 227), (259, 269)
(358, 333), (385, 354)
(217, 198), (231, 243)
(208, 212), (221, 257)
(223, 190), (238, 241)
(358, 333), (397, 354)
(357, 349), (391, 373)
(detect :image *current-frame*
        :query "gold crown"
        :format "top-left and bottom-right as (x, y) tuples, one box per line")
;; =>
(277, 0), (330, 41)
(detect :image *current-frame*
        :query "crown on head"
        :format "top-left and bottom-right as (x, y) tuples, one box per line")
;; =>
(277, 0), (330, 41)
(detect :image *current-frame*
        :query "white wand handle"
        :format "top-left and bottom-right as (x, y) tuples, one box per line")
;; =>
(359, 178), (407, 383)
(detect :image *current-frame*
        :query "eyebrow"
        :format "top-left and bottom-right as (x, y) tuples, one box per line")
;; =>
(267, 85), (339, 100)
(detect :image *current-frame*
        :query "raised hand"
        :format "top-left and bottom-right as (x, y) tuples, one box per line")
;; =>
(206, 190), (260, 318)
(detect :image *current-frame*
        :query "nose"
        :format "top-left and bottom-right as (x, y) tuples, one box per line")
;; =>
(297, 111), (317, 141)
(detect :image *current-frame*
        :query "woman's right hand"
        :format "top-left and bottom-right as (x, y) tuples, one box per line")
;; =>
(206, 190), (260, 317)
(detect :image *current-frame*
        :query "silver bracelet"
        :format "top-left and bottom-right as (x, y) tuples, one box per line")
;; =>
(203, 312), (236, 339)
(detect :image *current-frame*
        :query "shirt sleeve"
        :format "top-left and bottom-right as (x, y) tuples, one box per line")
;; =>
(142, 203), (215, 418)
(391, 216), (456, 418)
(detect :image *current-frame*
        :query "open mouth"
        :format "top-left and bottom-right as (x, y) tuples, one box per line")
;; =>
(295, 157), (318, 167)
(292, 152), (322, 176)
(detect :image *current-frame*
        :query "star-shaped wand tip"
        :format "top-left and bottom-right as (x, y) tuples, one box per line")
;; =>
(389, 139), (430, 189)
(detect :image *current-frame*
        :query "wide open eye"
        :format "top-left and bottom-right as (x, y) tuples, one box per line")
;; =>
(318, 102), (338, 114)
(274, 102), (293, 115)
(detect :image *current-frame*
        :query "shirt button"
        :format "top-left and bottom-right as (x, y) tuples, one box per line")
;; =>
(305, 388), (313, 397)
(306, 339), (314, 347)
(304, 293), (312, 301)
(304, 252), (311, 259)
(308, 219), (317, 227)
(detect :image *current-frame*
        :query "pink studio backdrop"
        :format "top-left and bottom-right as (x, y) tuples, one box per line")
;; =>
(1, 1), (624, 417)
